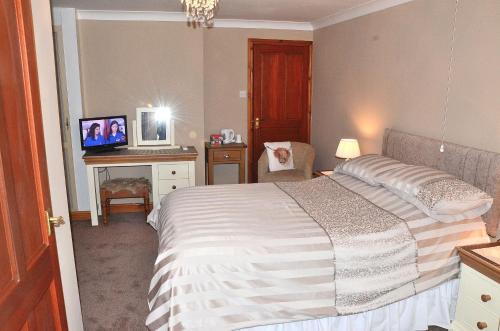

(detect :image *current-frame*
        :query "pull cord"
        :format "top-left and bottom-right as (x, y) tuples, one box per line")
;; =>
(440, 0), (460, 153)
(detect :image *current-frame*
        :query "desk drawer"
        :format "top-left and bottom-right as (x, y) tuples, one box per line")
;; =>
(213, 150), (241, 162)
(159, 164), (189, 179)
(158, 179), (190, 194)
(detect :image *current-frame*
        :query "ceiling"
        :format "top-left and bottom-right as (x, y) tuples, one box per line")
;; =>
(50, 0), (376, 22)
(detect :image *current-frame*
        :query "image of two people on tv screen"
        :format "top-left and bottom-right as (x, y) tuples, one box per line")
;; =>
(82, 118), (126, 147)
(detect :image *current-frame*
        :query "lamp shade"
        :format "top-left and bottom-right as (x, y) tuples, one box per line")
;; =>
(336, 138), (360, 159)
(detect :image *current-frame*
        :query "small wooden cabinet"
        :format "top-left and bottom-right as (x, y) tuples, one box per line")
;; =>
(205, 142), (247, 185)
(452, 243), (500, 331)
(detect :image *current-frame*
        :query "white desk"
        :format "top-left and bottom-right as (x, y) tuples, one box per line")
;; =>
(83, 147), (197, 226)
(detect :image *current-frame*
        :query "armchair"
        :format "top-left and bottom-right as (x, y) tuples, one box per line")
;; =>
(258, 142), (315, 183)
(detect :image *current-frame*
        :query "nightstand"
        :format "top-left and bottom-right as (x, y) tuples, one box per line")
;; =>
(452, 242), (499, 331)
(313, 170), (333, 178)
(205, 142), (247, 185)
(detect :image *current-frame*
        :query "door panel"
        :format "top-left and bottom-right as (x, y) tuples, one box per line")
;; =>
(0, 0), (67, 330)
(0, 197), (16, 294)
(284, 54), (305, 121)
(248, 39), (312, 182)
(31, 283), (58, 330)
(259, 52), (286, 123)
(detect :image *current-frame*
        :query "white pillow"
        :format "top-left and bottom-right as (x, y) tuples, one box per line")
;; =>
(264, 141), (294, 172)
(334, 154), (407, 186)
(379, 165), (493, 222)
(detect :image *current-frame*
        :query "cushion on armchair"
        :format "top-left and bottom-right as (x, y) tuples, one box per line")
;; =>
(258, 142), (315, 183)
(264, 141), (295, 172)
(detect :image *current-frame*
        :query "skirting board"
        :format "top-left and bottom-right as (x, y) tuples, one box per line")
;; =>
(70, 203), (154, 221)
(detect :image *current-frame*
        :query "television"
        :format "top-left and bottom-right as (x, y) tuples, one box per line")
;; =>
(79, 115), (128, 151)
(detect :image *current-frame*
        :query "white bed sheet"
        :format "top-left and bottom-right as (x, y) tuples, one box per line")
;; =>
(241, 278), (458, 331)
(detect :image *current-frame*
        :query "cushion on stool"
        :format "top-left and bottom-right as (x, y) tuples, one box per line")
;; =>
(101, 177), (151, 194)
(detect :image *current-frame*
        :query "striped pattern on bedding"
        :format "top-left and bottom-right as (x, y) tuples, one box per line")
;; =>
(147, 183), (337, 331)
(377, 165), (453, 196)
(276, 176), (418, 315)
(333, 173), (490, 293)
(334, 154), (406, 186)
(146, 175), (490, 331)
(377, 164), (494, 223)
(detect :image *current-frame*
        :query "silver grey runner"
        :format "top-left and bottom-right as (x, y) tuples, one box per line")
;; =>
(276, 176), (419, 314)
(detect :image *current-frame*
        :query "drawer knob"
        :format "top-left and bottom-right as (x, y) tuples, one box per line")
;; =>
(480, 294), (491, 302)
(224, 154), (230, 159)
(172, 185), (177, 190)
(477, 322), (488, 330)
(172, 170), (176, 175)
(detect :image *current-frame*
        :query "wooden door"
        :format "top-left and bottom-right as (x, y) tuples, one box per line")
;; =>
(0, 1), (68, 330)
(248, 39), (312, 182)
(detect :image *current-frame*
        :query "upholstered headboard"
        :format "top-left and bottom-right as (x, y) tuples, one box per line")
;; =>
(382, 129), (500, 237)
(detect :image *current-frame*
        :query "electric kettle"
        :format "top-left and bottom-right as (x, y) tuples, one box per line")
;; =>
(221, 129), (235, 144)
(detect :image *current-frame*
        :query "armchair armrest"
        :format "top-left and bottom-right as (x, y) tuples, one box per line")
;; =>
(301, 147), (315, 179)
(258, 152), (269, 182)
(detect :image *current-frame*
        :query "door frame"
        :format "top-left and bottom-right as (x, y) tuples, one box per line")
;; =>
(31, 1), (84, 329)
(247, 38), (313, 182)
(0, 0), (68, 328)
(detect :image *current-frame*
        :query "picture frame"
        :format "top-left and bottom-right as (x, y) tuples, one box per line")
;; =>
(135, 107), (175, 146)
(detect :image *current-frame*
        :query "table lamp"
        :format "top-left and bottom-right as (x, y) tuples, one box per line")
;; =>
(335, 138), (360, 160)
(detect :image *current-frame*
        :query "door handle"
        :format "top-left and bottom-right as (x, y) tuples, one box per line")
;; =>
(254, 117), (263, 129)
(45, 210), (65, 236)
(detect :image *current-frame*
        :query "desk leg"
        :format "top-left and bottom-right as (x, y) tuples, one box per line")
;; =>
(95, 169), (102, 216)
(86, 165), (99, 226)
(151, 164), (158, 207)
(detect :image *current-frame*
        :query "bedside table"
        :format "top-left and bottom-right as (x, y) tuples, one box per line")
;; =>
(313, 170), (333, 178)
(205, 142), (247, 185)
(452, 242), (499, 331)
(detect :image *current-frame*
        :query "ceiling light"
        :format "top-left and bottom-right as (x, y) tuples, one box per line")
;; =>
(181, 0), (220, 23)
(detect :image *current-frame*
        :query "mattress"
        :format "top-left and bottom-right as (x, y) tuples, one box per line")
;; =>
(146, 175), (489, 331)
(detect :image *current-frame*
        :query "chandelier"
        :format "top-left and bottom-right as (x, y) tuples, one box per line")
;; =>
(181, 0), (220, 22)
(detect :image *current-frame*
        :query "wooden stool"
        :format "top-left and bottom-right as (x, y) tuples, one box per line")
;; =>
(99, 177), (151, 225)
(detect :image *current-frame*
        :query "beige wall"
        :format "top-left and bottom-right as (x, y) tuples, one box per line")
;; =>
(78, 21), (205, 184)
(77, 21), (312, 185)
(203, 28), (312, 142)
(312, 0), (500, 170)
(203, 27), (312, 183)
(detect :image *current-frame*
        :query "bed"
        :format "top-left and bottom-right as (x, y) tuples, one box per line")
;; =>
(145, 129), (500, 331)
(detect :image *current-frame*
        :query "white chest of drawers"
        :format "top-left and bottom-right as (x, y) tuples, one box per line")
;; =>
(452, 243), (500, 331)
(156, 162), (195, 201)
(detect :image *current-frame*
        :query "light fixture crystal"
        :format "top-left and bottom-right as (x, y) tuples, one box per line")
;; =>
(181, 0), (220, 23)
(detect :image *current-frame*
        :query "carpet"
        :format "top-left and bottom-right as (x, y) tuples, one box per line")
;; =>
(72, 212), (446, 331)
(72, 213), (157, 331)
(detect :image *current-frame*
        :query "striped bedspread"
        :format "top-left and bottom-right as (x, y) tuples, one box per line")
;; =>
(276, 177), (419, 315)
(146, 176), (489, 331)
(332, 173), (489, 292)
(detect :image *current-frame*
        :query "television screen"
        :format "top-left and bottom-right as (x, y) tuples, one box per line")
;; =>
(79, 115), (127, 150)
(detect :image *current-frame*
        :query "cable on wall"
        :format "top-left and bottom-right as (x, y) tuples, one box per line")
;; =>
(440, 0), (460, 153)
